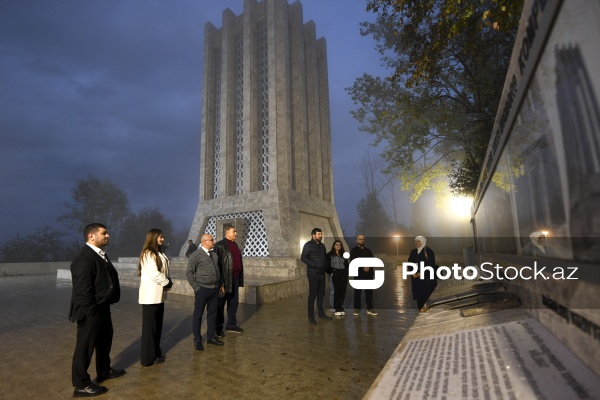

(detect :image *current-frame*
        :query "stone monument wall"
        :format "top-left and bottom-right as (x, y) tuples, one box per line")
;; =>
(471, 0), (600, 376)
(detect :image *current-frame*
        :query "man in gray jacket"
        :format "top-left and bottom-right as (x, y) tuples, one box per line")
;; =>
(186, 233), (225, 351)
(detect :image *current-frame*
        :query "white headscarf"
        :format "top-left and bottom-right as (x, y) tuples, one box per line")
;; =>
(415, 236), (426, 254)
(530, 231), (546, 254)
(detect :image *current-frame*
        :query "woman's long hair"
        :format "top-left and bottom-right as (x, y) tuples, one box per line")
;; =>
(327, 239), (345, 257)
(137, 228), (163, 276)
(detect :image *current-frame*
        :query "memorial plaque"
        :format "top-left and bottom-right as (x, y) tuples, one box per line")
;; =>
(369, 318), (600, 399)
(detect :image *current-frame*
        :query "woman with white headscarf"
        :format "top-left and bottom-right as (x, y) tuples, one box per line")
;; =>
(522, 231), (556, 258)
(407, 236), (437, 311)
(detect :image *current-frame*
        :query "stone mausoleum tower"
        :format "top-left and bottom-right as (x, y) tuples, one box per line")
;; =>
(187, 0), (345, 277)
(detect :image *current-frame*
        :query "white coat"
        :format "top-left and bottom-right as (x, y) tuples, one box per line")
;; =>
(138, 251), (170, 304)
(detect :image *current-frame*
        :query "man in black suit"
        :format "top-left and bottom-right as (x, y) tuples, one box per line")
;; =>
(69, 223), (126, 397)
(186, 233), (225, 351)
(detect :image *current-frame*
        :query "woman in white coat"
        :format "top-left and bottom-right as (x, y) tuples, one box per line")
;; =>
(138, 229), (172, 366)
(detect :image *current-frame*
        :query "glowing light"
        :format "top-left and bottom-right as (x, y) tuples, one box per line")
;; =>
(447, 195), (473, 218)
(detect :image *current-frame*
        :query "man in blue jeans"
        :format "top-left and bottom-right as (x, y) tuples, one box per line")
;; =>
(301, 228), (333, 325)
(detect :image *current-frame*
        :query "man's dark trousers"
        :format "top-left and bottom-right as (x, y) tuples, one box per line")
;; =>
(354, 288), (374, 310)
(307, 272), (325, 319)
(192, 286), (218, 344)
(72, 303), (113, 388)
(217, 276), (240, 330)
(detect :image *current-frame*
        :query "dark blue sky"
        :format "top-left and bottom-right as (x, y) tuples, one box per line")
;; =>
(0, 0), (411, 244)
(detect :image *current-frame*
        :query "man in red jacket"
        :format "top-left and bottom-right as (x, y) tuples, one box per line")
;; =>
(214, 225), (245, 336)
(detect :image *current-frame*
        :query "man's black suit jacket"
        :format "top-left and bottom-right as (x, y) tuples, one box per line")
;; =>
(69, 245), (121, 322)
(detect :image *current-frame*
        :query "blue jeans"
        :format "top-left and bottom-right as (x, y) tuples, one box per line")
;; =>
(328, 274), (335, 309)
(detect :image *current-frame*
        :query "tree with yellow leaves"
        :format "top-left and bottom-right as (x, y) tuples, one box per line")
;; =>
(348, 0), (524, 199)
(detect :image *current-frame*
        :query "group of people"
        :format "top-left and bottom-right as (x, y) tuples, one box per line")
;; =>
(185, 225), (244, 352)
(68, 222), (438, 397)
(68, 223), (244, 397)
(302, 230), (440, 322)
(301, 229), (380, 325)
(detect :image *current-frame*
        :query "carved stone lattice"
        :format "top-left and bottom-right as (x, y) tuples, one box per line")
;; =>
(235, 37), (244, 195)
(213, 50), (222, 199)
(205, 211), (269, 257)
(257, 22), (270, 190)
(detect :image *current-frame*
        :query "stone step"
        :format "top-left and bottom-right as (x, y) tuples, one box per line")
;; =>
(57, 268), (308, 305)
(142, 256), (306, 278)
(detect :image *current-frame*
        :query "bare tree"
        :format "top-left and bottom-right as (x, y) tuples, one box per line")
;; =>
(355, 152), (394, 237)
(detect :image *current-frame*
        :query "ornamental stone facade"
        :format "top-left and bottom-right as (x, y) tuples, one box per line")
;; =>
(186, 0), (346, 263)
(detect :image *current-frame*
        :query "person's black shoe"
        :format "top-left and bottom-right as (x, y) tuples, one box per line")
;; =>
(226, 326), (244, 333)
(142, 356), (166, 367)
(207, 338), (225, 346)
(95, 369), (126, 383)
(308, 317), (317, 325)
(318, 314), (333, 320)
(215, 329), (226, 338)
(73, 382), (107, 397)
(194, 343), (204, 351)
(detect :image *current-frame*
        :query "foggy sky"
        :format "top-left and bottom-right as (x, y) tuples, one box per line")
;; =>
(0, 0), (402, 245)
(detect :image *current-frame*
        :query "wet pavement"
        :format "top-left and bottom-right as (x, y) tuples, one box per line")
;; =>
(0, 266), (417, 399)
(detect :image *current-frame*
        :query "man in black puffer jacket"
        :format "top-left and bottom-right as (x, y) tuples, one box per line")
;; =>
(301, 228), (332, 325)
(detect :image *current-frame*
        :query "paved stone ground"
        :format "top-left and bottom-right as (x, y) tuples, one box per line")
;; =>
(0, 267), (417, 400)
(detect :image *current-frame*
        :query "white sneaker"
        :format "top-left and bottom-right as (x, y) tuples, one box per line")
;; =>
(353, 310), (359, 316)
(330, 308), (336, 313)
(367, 309), (378, 316)
(340, 311), (346, 316)
(334, 311), (343, 316)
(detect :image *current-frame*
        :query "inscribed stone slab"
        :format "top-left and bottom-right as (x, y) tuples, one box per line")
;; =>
(368, 318), (600, 399)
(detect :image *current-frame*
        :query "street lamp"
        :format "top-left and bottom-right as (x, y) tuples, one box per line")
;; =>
(393, 235), (400, 257)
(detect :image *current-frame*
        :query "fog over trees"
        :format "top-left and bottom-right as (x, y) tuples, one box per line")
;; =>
(0, 176), (186, 262)
(350, 0), (524, 199)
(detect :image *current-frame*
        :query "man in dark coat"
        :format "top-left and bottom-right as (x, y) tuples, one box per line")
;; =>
(185, 239), (198, 257)
(351, 234), (378, 316)
(301, 227), (332, 325)
(69, 223), (125, 398)
(214, 225), (245, 336)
